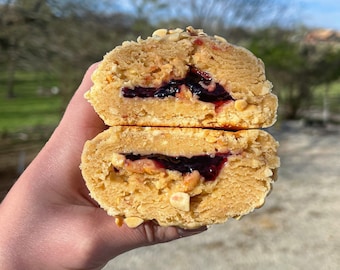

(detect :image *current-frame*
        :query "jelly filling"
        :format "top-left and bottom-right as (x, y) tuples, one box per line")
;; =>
(124, 152), (230, 181)
(121, 66), (234, 105)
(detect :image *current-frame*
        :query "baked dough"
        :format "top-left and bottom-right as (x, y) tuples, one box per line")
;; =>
(85, 26), (277, 129)
(81, 27), (280, 229)
(81, 126), (279, 229)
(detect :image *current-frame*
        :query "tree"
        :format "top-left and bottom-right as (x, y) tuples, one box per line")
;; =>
(163, 0), (287, 35)
(306, 44), (340, 123)
(0, 0), (133, 99)
(248, 27), (340, 120)
(0, 0), (53, 98)
(116, 0), (169, 38)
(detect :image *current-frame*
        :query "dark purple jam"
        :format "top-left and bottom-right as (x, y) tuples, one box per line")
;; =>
(124, 152), (230, 181)
(121, 66), (234, 104)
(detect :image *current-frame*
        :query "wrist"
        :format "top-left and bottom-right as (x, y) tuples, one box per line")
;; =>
(0, 173), (57, 269)
(0, 202), (30, 269)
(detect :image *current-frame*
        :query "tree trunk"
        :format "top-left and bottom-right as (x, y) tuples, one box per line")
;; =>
(6, 58), (16, 99)
(323, 83), (330, 124)
(6, 41), (17, 99)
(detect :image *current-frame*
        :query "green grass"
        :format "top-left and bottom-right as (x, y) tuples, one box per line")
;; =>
(0, 72), (63, 133)
(275, 80), (340, 113)
(0, 71), (339, 133)
(312, 81), (340, 112)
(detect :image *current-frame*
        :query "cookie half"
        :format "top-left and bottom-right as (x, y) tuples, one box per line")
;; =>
(81, 126), (280, 229)
(86, 27), (277, 129)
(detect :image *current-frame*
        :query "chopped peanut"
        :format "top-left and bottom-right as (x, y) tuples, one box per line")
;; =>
(214, 35), (227, 43)
(183, 170), (201, 192)
(170, 192), (190, 212)
(106, 75), (113, 83)
(125, 159), (164, 174)
(115, 216), (124, 227)
(111, 153), (126, 167)
(234, 99), (248, 111)
(124, 217), (144, 228)
(264, 168), (273, 177)
(167, 32), (180, 42)
(152, 28), (168, 37)
(175, 85), (193, 99)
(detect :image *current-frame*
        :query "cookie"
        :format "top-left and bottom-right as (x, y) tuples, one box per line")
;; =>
(85, 26), (277, 129)
(81, 126), (279, 229)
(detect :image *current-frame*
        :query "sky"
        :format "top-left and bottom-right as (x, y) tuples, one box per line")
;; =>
(297, 0), (340, 30)
(2, 0), (339, 31)
(116, 0), (340, 31)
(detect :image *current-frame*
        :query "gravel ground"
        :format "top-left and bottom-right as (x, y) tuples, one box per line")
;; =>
(104, 122), (340, 270)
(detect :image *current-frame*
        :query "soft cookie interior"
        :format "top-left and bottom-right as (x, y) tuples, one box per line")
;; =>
(81, 27), (280, 229)
(85, 27), (277, 129)
(81, 126), (280, 229)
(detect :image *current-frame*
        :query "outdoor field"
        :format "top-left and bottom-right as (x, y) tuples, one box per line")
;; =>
(1, 1), (340, 269)
(105, 123), (340, 270)
(0, 71), (63, 199)
(1, 71), (339, 269)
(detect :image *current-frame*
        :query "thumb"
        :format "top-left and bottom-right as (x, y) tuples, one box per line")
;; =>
(93, 211), (206, 261)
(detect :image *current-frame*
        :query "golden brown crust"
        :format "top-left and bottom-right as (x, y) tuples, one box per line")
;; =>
(81, 27), (280, 228)
(81, 126), (280, 229)
(85, 26), (277, 129)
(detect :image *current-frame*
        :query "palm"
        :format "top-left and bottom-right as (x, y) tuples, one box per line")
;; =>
(0, 64), (204, 270)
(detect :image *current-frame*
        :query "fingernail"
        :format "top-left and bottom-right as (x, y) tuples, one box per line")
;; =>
(177, 226), (207, 238)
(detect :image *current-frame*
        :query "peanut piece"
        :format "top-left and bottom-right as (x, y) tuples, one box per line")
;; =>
(152, 28), (168, 37)
(111, 153), (126, 167)
(115, 216), (124, 227)
(183, 170), (201, 192)
(106, 75), (113, 83)
(124, 217), (144, 228)
(125, 159), (164, 174)
(214, 35), (227, 43)
(167, 32), (180, 41)
(206, 135), (218, 143)
(264, 168), (273, 177)
(234, 99), (248, 111)
(170, 192), (190, 212)
(169, 28), (183, 34)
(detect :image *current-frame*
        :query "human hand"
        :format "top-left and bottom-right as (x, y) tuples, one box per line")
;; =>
(0, 63), (206, 270)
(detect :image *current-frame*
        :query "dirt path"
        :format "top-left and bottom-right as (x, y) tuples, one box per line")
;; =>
(104, 123), (340, 270)
(1, 123), (339, 269)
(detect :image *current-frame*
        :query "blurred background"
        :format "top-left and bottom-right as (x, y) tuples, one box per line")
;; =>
(1, 1), (339, 269)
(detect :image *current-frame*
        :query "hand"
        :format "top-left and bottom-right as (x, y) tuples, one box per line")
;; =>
(0, 63), (206, 270)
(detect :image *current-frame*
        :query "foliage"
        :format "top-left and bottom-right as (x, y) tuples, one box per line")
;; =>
(248, 27), (340, 119)
(1, 0), (286, 98)
(0, 71), (62, 132)
(1, 0), (339, 125)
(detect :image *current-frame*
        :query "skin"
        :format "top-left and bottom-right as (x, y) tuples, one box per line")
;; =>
(0, 63), (206, 270)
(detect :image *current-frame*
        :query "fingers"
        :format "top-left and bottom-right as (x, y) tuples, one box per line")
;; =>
(57, 63), (106, 143)
(136, 222), (182, 244)
(138, 222), (207, 244)
(43, 63), (105, 204)
(176, 226), (208, 238)
(97, 215), (207, 260)
(63, 62), (102, 128)
(73, 62), (100, 99)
